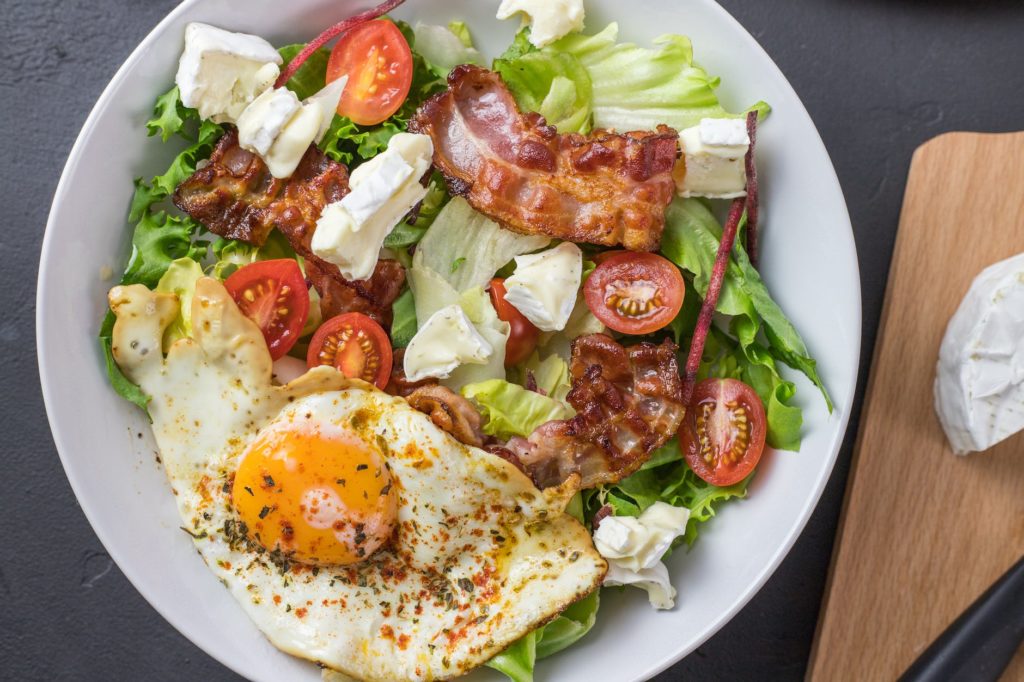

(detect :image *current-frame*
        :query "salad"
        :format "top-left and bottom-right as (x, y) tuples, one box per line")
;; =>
(99, 0), (829, 679)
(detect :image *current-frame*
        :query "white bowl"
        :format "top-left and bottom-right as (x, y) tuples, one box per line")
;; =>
(36, 1), (860, 680)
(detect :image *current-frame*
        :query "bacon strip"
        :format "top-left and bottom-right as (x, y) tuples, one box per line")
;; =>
(506, 334), (685, 489)
(410, 65), (679, 252)
(406, 385), (485, 448)
(173, 129), (403, 325)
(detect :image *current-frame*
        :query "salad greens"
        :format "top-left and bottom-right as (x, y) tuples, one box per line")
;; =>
(461, 379), (573, 440)
(100, 11), (831, 682)
(495, 23), (769, 136)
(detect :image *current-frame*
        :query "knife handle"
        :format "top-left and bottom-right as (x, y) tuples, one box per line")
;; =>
(899, 554), (1024, 682)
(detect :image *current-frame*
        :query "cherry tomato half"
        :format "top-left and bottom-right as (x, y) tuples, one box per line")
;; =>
(583, 252), (685, 335)
(326, 19), (413, 126)
(680, 378), (767, 486)
(224, 259), (310, 361)
(489, 278), (541, 367)
(307, 313), (393, 389)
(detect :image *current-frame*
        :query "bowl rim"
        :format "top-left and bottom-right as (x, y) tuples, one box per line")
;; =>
(36, 0), (861, 679)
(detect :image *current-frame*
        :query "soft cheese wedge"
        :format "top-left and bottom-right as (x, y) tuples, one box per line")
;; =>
(935, 252), (1024, 454)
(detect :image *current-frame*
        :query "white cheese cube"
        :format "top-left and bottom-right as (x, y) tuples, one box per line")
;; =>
(496, 0), (585, 48)
(403, 305), (494, 382)
(677, 118), (750, 200)
(175, 23), (282, 123)
(502, 242), (582, 332)
(236, 88), (301, 156)
(311, 133), (433, 280)
(935, 252), (1024, 454)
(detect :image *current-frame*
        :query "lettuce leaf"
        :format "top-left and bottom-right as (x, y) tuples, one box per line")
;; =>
(660, 198), (830, 448)
(486, 590), (600, 682)
(550, 23), (769, 132)
(121, 211), (208, 289)
(389, 288), (417, 348)
(590, 438), (752, 547)
(462, 379), (573, 440)
(413, 22), (482, 77)
(155, 257), (204, 349)
(494, 49), (593, 133)
(277, 44), (332, 100)
(415, 196), (549, 293)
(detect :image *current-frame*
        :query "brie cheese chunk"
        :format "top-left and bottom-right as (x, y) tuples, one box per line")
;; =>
(592, 502), (690, 610)
(311, 133), (433, 280)
(238, 76), (347, 179)
(404, 304), (494, 382)
(935, 253), (1024, 454)
(496, 0), (585, 48)
(677, 117), (750, 199)
(502, 242), (582, 332)
(175, 23), (282, 123)
(236, 87), (301, 156)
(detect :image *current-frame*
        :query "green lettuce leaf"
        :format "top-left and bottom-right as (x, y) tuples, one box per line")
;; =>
(389, 288), (418, 348)
(462, 379), (573, 440)
(660, 197), (830, 448)
(486, 591), (600, 682)
(415, 196), (549, 293)
(99, 309), (151, 417)
(146, 86), (189, 142)
(278, 44), (332, 100)
(413, 22), (481, 77)
(595, 438), (752, 546)
(155, 257), (204, 349)
(494, 48), (593, 133)
(121, 211), (207, 289)
(550, 23), (769, 132)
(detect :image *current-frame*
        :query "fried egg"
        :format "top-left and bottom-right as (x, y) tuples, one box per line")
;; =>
(108, 278), (605, 681)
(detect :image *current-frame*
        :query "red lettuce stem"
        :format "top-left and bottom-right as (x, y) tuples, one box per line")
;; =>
(274, 0), (407, 89)
(744, 110), (760, 267)
(681, 197), (747, 405)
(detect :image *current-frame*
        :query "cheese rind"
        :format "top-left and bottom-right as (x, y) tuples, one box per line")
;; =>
(404, 305), (494, 382)
(311, 133), (433, 281)
(503, 242), (582, 332)
(935, 253), (1024, 454)
(175, 23), (282, 124)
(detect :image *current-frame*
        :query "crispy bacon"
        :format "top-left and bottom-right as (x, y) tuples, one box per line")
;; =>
(406, 385), (485, 448)
(506, 334), (685, 490)
(410, 65), (679, 252)
(305, 258), (405, 327)
(173, 128), (349, 246)
(173, 129), (404, 325)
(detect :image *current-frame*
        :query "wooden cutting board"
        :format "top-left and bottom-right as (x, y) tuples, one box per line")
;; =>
(808, 132), (1024, 681)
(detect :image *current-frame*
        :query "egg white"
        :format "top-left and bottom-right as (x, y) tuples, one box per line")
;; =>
(109, 278), (606, 681)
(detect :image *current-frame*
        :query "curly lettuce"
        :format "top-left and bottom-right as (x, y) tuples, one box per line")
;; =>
(461, 379), (573, 440)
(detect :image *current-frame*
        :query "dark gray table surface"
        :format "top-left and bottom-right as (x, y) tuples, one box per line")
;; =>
(4, 0), (1023, 679)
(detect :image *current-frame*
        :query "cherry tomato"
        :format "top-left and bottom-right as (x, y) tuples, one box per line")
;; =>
(583, 252), (685, 335)
(307, 313), (393, 389)
(224, 259), (310, 361)
(680, 378), (767, 486)
(489, 278), (541, 367)
(326, 19), (413, 126)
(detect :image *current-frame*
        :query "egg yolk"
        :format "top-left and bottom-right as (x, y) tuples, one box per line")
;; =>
(232, 422), (397, 566)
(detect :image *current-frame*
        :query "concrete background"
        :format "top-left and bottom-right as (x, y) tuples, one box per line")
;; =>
(3, 0), (1023, 679)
